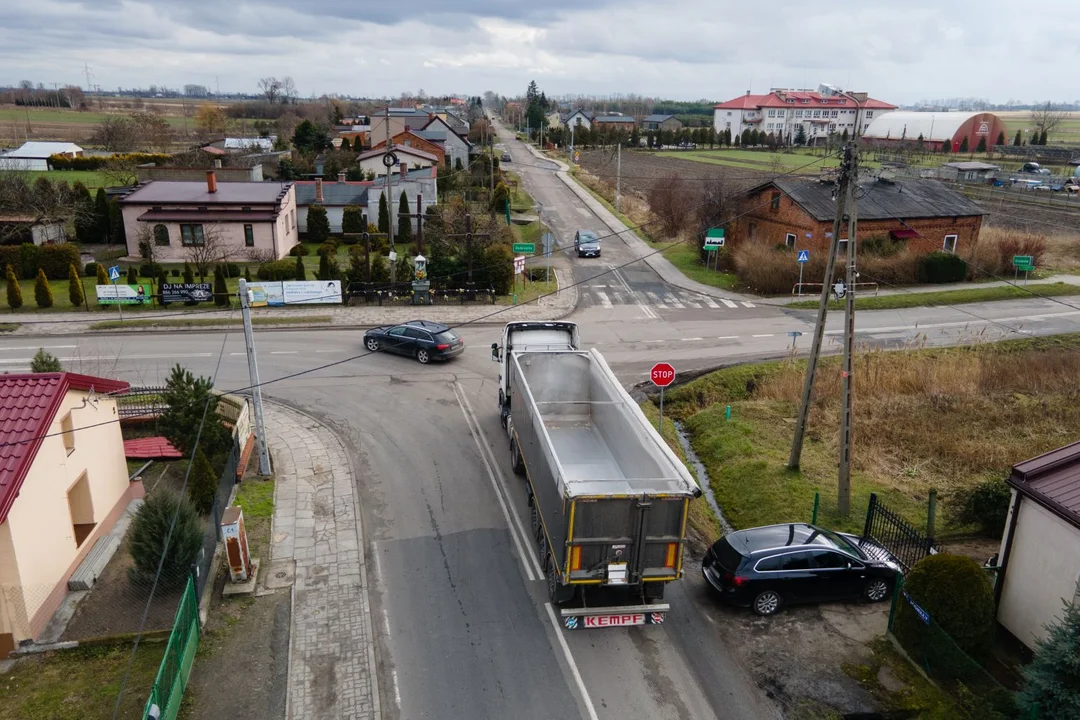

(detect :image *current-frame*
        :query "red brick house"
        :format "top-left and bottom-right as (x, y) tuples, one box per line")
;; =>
(732, 176), (985, 256)
(370, 130), (447, 166)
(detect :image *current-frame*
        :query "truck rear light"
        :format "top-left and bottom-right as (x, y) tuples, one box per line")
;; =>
(436, 344), (450, 350)
(664, 542), (678, 569)
(569, 545), (582, 571)
(723, 572), (748, 587)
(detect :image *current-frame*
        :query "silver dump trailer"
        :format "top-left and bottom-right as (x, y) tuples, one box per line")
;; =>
(499, 340), (701, 630)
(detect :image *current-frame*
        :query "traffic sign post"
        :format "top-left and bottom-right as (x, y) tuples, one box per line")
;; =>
(513, 255), (526, 305)
(650, 362), (676, 433)
(107, 266), (123, 322)
(704, 229), (725, 273)
(1013, 255), (1034, 284)
(796, 250), (810, 296)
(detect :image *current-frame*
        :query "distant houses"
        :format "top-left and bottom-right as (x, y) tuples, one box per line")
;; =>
(642, 115), (683, 132)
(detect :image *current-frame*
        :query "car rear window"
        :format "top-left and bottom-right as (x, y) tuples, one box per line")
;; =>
(434, 331), (459, 343)
(711, 537), (745, 572)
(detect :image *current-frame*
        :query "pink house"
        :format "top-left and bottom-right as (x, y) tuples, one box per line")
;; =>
(119, 171), (299, 263)
(0, 373), (141, 657)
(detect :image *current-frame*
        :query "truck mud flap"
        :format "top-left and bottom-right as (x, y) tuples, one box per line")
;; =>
(559, 603), (670, 630)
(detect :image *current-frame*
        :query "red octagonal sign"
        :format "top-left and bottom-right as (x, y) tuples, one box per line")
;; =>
(650, 362), (676, 388)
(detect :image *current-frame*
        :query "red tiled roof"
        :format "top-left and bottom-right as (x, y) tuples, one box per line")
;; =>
(124, 436), (183, 460)
(715, 91), (896, 111)
(0, 373), (129, 525)
(1008, 440), (1080, 530)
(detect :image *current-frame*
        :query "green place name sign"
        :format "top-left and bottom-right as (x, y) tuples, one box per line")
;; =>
(1013, 255), (1034, 270)
(512, 243), (536, 254)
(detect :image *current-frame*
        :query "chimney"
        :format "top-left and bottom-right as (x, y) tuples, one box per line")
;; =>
(206, 170), (218, 194)
(399, 162), (407, 178)
(315, 177), (324, 203)
(338, 171), (346, 184)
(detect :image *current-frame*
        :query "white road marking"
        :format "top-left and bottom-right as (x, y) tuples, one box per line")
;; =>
(721, 299), (738, 308)
(589, 285), (607, 289)
(454, 384), (540, 581)
(596, 291), (613, 309)
(752, 334), (774, 338)
(665, 294), (685, 309)
(0, 352), (213, 365)
(0, 345), (76, 351)
(646, 291), (667, 309)
(680, 337), (704, 342)
(643, 339), (665, 343)
(638, 305), (658, 320)
(742, 301), (756, 308)
(680, 294), (702, 309)
(270, 351), (298, 355)
(544, 603), (601, 720)
(717, 335), (740, 340)
(369, 541), (402, 710)
(822, 308), (1080, 336)
(701, 297), (720, 309)
(315, 349), (339, 353)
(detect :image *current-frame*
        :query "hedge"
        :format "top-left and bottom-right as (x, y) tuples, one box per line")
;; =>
(47, 153), (171, 171)
(0, 243), (82, 280)
(920, 251), (968, 284)
(257, 258), (297, 281)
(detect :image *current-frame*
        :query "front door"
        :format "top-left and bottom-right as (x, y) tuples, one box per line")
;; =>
(384, 326), (410, 354)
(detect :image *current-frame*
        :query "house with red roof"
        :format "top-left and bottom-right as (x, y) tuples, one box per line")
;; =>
(0, 372), (140, 656)
(713, 85), (896, 146)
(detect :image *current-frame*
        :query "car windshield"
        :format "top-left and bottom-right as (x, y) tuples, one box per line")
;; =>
(817, 528), (868, 560)
(434, 331), (459, 343)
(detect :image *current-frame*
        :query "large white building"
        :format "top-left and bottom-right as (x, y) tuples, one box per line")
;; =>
(713, 85), (897, 145)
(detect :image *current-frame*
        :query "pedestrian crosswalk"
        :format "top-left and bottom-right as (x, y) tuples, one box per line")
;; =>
(581, 286), (757, 312)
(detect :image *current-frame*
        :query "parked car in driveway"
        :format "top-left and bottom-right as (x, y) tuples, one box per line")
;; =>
(702, 523), (900, 616)
(363, 320), (464, 364)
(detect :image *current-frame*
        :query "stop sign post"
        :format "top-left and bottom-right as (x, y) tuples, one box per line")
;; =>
(651, 362), (676, 433)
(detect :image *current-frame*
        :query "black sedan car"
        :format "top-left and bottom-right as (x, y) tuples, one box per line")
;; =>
(702, 523), (900, 616)
(363, 320), (464, 364)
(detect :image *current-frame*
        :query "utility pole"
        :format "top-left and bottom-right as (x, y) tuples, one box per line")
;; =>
(238, 279), (271, 475)
(788, 142), (855, 470)
(615, 142), (622, 212)
(447, 213), (491, 294)
(384, 106), (395, 244)
(837, 142), (860, 515)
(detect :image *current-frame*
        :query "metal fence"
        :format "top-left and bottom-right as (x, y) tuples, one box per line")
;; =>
(142, 575), (200, 720)
(863, 492), (936, 574)
(116, 385), (169, 420)
(347, 283), (497, 306)
(191, 436), (240, 602)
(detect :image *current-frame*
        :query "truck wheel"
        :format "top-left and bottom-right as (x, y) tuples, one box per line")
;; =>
(547, 560), (575, 605)
(510, 438), (526, 477)
(530, 503), (539, 536)
(537, 535), (548, 571)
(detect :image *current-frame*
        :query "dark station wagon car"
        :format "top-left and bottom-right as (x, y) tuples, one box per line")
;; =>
(363, 320), (464, 364)
(702, 523), (900, 616)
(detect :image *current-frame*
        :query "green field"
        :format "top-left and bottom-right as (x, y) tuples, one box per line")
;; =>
(25, 169), (111, 189)
(0, 106), (191, 130)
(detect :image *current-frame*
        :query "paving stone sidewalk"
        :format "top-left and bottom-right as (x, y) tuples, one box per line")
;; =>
(265, 402), (379, 720)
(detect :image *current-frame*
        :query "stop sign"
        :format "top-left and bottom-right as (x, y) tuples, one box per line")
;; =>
(650, 362), (676, 388)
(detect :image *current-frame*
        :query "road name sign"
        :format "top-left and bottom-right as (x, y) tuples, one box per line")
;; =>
(796, 250), (810, 263)
(513, 243), (535, 254)
(704, 228), (725, 251)
(650, 362), (676, 388)
(108, 265), (121, 281)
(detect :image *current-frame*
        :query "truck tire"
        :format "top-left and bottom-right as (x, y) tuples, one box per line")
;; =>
(530, 503), (540, 537)
(547, 559), (575, 605)
(537, 535), (548, 570)
(510, 437), (526, 477)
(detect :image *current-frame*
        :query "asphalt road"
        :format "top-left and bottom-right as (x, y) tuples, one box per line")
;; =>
(8, 130), (1080, 719)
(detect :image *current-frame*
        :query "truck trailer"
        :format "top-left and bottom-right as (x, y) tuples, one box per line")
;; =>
(492, 321), (701, 629)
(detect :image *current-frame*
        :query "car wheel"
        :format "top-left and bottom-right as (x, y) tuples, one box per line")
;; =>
(863, 579), (890, 603)
(416, 348), (430, 364)
(752, 590), (783, 616)
(365, 337), (379, 352)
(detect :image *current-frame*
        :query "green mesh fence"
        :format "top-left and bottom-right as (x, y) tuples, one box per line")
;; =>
(142, 575), (200, 720)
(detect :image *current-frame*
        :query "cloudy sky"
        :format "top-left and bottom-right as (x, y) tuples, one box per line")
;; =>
(2, 1), (1078, 104)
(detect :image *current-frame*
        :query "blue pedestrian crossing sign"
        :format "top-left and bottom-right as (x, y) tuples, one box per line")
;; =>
(796, 250), (810, 264)
(108, 265), (121, 281)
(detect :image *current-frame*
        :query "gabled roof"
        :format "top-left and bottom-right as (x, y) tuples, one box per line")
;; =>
(2, 141), (83, 158)
(293, 181), (370, 207)
(422, 116), (471, 145)
(119, 181), (292, 205)
(564, 109), (594, 121)
(0, 373), (129, 525)
(594, 115), (635, 124)
(642, 114), (676, 123)
(1008, 440), (1080, 531)
(357, 146), (438, 163)
(715, 90), (895, 111)
(757, 177), (984, 222)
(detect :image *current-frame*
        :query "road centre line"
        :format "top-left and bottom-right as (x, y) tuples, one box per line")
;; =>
(752, 334), (774, 338)
(0, 345), (76, 351)
(453, 383), (539, 582)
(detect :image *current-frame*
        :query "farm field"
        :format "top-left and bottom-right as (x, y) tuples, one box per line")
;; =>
(995, 109), (1080, 146)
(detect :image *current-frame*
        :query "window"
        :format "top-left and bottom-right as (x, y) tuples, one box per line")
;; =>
(777, 552), (812, 571)
(404, 328), (431, 341)
(838, 99), (847, 104)
(943, 234), (958, 253)
(388, 326), (409, 337)
(67, 472), (95, 548)
(767, 109), (776, 117)
(785, 233), (796, 247)
(812, 110), (822, 118)
(152, 224), (170, 247)
(770, 192), (781, 211)
(180, 224), (205, 246)
(866, 111), (874, 119)
(794, 110), (804, 118)
(830, 110), (839, 118)
(244, 224), (254, 247)
(801, 99), (810, 104)
(61, 412), (75, 455)
(786, 98), (795, 104)
(812, 551), (851, 569)
(755, 556), (782, 571)
(829, 123), (837, 133)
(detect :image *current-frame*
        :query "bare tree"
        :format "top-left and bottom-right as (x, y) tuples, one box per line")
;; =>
(243, 247), (275, 264)
(281, 76), (297, 104)
(647, 173), (689, 238)
(1031, 102), (1068, 136)
(90, 116), (137, 151)
(0, 170), (94, 243)
(258, 77), (283, 105)
(128, 111), (173, 152)
(185, 223), (235, 280)
(101, 157), (140, 187)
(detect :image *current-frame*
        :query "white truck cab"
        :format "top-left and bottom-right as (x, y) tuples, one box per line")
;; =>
(493, 321), (579, 428)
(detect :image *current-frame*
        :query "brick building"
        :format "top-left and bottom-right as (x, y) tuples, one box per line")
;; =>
(733, 176), (985, 256)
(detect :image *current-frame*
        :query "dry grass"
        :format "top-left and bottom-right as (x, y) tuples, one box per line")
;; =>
(663, 336), (1080, 532)
(966, 226), (1049, 278)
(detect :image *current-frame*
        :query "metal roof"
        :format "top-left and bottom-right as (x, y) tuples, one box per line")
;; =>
(223, 137), (276, 150)
(593, 115), (635, 123)
(642, 114), (676, 122)
(293, 182), (369, 207)
(1009, 440), (1080, 530)
(768, 176), (985, 222)
(0, 373), (130, 525)
(942, 161), (1001, 171)
(862, 111), (991, 142)
(2, 141), (83, 158)
(120, 181), (292, 205)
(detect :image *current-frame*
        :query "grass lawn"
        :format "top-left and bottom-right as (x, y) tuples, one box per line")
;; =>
(786, 281), (1080, 310)
(0, 642), (164, 720)
(660, 334), (1080, 537)
(25, 170), (112, 190)
(673, 149), (843, 173)
(660, 243), (741, 291)
(500, 277), (557, 305)
(90, 315), (331, 330)
(233, 474), (275, 558)
(0, 106), (190, 130)
(505, 172), (535, 213)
